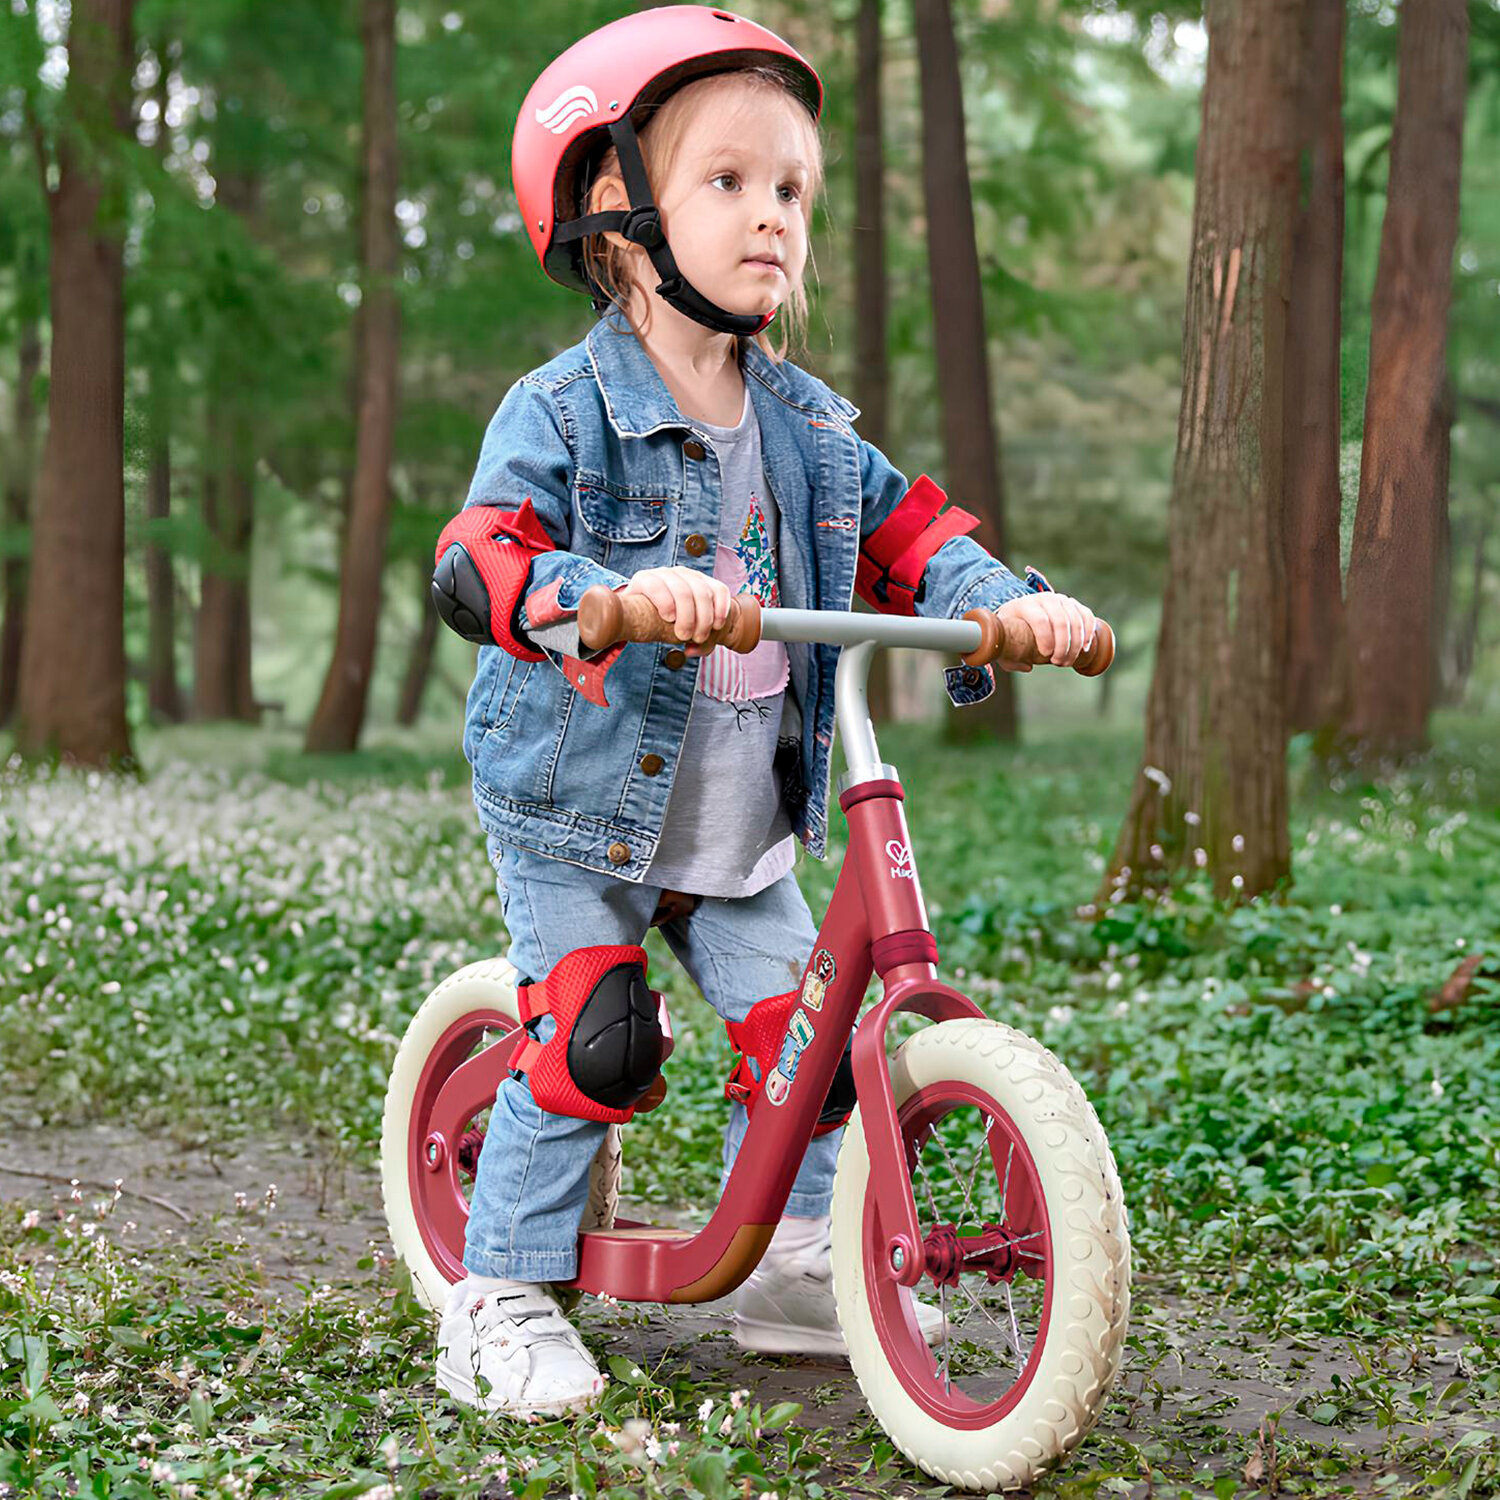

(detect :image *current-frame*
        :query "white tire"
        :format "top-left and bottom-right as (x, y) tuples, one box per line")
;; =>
(379, 957), (621, 1311)
(830, 1018), (1130, 1491)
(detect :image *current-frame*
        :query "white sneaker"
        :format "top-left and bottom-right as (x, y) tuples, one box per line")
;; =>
(436, 1275), (605, 1419)
(733, 1218), (946, 1356)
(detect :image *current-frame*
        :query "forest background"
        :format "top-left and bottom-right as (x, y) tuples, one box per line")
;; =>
(2, 2), (1500, 1496)
(1, 0), (1496, 796)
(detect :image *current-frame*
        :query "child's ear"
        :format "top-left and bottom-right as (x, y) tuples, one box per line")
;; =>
(590, 174), (635, 256)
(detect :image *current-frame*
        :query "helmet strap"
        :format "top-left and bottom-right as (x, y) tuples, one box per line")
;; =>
(554, 117), (777, 339)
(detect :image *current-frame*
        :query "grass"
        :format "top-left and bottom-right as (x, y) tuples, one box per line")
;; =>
(2, 712), (1498, 1497)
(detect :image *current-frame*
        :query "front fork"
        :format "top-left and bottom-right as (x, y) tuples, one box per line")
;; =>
(851, 972), (985, 1288)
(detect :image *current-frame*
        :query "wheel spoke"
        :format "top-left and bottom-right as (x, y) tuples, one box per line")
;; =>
(912, 1143), (944, 1228)
(1001, 1281), (1029, 1367)
(953, 1276), (1025, 1368)
(939, 1282), (951, 1393)
(962, 1113), (997, 1221)
(931, 1116), (982, 1229)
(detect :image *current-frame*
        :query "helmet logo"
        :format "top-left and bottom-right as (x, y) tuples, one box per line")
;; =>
(535, 84), (598, 135)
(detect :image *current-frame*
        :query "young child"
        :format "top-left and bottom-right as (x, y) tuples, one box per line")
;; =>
(430, 5), (1097, 1419)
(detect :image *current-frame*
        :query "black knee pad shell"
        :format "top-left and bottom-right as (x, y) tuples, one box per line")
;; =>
(511, 945), (673, 1124)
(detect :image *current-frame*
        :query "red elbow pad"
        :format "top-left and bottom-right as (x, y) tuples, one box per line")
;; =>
(432, 499), (556, 660)
(856, 474), (980, 616)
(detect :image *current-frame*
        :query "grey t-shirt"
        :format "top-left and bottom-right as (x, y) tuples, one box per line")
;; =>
(641, 386), (796, 897)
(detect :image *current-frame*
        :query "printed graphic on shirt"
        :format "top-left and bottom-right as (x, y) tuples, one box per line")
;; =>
(698, 493), (790, 705)
(730, 699), (777, 732)
(737, 496), (781, 610)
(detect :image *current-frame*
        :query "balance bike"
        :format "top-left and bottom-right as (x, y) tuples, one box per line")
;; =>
(381, 594), (1130, 1491)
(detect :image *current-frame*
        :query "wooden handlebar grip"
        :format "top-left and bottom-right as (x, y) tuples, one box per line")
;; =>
(1075, 620), (1114, 676)
(962, 608), (1115, 676)
(576, 586), (763, 655)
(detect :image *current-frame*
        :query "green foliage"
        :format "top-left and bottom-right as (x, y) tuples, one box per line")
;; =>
(1, 718), (1498, 1490)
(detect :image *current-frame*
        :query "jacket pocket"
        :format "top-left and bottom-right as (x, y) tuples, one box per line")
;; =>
(467, 653), (532, 761)
(573, 471), (673, 544)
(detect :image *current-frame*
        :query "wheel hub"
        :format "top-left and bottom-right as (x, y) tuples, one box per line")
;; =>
(921, 1220), (1047, 1288)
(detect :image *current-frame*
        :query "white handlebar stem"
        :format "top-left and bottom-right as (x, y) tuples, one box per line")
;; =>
(756, 608), (985, 790)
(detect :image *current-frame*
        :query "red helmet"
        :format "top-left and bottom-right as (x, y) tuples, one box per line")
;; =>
(512, 6), (823, 337)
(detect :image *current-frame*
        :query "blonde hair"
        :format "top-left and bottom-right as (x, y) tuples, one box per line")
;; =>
(580, 67), (824, 364)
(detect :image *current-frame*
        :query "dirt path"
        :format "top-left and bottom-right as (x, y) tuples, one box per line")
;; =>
(2, 1122), (1484, 1483)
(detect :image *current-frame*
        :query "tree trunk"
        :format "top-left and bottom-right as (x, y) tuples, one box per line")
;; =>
(143, 30), (182, 724)
(0, 302), (41, 729)
(1283, 0), (1348, 739)
(191, 167), (261, 723)
(396, 577), (440, 727)
(145, 403), (183, 723)
(192, 369), (257, 722)
(1341, 0), (1468, 756)
(306, 0), (401, 752)
(912, 0), (1017, 742)
(853, 0), (894, 723)
(1105, 0), (1301, 903)
(1438, 504), (1490, 706)
(14, 0), (136, 766)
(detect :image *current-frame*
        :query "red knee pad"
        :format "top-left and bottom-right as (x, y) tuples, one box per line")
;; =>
(724, 990), (854, 1137)
(511, 945), (674, 1125)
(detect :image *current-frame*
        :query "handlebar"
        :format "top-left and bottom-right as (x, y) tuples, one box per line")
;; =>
(576, 586), (1115, 677)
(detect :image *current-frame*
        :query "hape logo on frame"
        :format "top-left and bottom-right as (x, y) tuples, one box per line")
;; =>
(886, 840), (913, 879)
(535, 84), (597, 135)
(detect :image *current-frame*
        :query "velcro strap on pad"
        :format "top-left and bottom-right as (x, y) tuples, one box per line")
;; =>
(723, 989), (849, 1136)
(856, 475), (980, 616)
(724, 990), (801, 1081)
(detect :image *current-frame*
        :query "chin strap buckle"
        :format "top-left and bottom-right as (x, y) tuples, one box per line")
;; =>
(620, 205), (664, 249)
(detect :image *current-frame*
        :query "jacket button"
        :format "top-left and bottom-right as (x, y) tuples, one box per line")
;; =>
(684, 533), (708, 557)
(639, 754), (664, 777)
(607, 841), (632, 865)
(683, 439), (707, 461)
(663, 648), (686, 670)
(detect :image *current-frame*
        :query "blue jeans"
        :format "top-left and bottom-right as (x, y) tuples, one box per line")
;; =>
(463, 839), (841, 1281)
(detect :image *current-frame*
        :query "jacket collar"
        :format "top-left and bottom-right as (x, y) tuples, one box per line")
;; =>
(586, 308), (855, 439)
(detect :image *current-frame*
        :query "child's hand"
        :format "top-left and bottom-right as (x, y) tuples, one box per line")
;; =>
(995, 593), (1098, 672)
(622, 567), (734, 656)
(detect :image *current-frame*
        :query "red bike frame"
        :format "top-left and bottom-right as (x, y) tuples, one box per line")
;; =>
(559, 768), (983, 1304)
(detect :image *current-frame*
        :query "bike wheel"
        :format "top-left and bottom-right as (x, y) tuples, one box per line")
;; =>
(379, 957), (621, 1311)
(830, 1018), (1129, 1491)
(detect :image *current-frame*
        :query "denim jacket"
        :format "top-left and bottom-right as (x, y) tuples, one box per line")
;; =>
(458, 308), (1032, 880)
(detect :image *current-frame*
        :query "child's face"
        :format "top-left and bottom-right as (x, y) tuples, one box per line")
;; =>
(643, 84), (812, 324)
